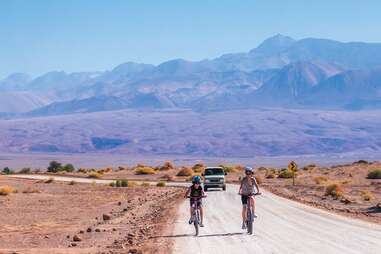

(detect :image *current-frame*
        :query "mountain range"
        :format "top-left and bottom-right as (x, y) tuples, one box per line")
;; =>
(1, 34), (381, 115)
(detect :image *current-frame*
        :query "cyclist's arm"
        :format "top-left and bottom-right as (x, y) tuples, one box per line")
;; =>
(184, 187), (191, 198)
(253, 178), (260, 193)
(238, 181), (243, 195)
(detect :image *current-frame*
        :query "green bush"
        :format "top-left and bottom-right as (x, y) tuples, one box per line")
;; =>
(367, 169), (381, 179)
(62, 163), (75, 172)
(156, 181), (166, 187)
(115, 180), (122, 187)
(47, 161), (62, 173)
(2, 167), (14, 175)
(121, 179), (128, 187)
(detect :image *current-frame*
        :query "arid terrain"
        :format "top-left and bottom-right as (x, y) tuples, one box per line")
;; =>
(256, 161), (381, 224)
(0, 176), (184, 254)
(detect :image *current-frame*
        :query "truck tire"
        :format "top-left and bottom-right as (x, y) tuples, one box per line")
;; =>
(222, 185), (226, 191)
(204, 187), (208, 192)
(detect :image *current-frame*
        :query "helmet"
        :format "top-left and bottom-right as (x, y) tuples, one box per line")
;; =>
(244, 166), (254, 173)
(192, 175), (201, 184)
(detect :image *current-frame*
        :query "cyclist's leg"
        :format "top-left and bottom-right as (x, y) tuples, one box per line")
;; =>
(241, 195), (248, 222)
(200, 205), (204, 226)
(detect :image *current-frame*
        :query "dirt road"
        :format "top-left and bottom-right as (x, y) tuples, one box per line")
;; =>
(172, 186), (381, 254)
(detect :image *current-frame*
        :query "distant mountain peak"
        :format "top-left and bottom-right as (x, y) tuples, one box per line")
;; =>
(251, 34), (296, 55)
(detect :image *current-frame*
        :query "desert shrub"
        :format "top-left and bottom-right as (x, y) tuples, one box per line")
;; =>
(78, 168), (88, 173)
(367, 169), (381, 179)
(118, 166), (128, 171)
(266, 173), (275, 179)
(360, 190), (374, 201)
(159, 161), (175, 171)
(47, 161), (62, 173)
(176, 167), (193, 176)
(219, 164), (236, 173)
(156, 181), (166, 187)
(22, 187), (41, 194)
(2, 167), (14, 175)
(121, 179), (128, 187)
(325, 183), (343, 199)
(115, 180), (122, 187)
(135, 167), (156, 175)
(110, 181), (116, 187)
(62, 164), (75, 172)
(257, 167), (267, 172)
(141, 182), (150, 187)
(341, 179), (351, 185)
(88, 172), (102, 179)
(278, 169), (293, 179)
(314, 176), (328, 184)
(68, 180), (76, 185)
(354, 160), (369, 165)
(128, 181), (138, 187)
(0, 185), (17, 195)
(19, 168), (31, 174)
(235, 165), (244, 172)
(44, 177), (55, 183)
(192, 163), (205, 173)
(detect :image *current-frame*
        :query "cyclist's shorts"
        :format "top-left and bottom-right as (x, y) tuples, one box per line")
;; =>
(241, 195), (254, 205)
(190, 199), (202, 207)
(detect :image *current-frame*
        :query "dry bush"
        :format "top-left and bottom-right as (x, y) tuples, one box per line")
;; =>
(266, 173), (275, 179)
(278, 169), (293, 179)
(219, 164), (236, 173)
(22, 187), (41, 194)
(176, 167), (194, 176)
(235, 165), (244, 172)
(314, 176), (328, 184)
(118, 166), (128, 171)
(159, 161), (175, 171)
(78, 168), (88, 174)
(44, 177), (55, 183)
(135, 167), (156, 175)
(0, 185), (17, 195)
(141, 182), (150, 187)
(127, 181), (138, 187)
(156, 181), (166, 187)
(192, 163), (205, 173)
(88, 172), (102, 179)
(325, 183), (343, 199)
(68, 180), (76, 185)
(360, 190), (374, 201)
(367, 169), (381, 179)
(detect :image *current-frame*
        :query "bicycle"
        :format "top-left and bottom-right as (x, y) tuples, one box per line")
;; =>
(244, 192), (261, 235)
(188, 196), (206, 236)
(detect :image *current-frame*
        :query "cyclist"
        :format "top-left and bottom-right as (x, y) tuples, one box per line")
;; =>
(184, 175), (205, 227)
(239, 166), (260, 229)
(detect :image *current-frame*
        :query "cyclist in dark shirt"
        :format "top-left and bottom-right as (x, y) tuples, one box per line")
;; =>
(184, 175), (205, 227)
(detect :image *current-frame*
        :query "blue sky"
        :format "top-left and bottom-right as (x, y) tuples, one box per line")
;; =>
(1, 0), (381, 78)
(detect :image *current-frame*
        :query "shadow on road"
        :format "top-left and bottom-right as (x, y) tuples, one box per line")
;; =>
(150, 232), (244, 239)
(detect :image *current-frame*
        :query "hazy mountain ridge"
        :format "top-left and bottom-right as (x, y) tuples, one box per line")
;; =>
(2, 34), (381, 115)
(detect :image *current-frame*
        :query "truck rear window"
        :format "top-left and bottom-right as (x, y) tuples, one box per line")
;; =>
(204, 168), (225, 175)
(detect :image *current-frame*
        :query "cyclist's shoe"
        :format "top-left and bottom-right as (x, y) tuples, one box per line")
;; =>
(200, 223), (204, 227)
(253, 213), (258, 218)
(188, 218), (193, 224)
(242, 222), (247, 230)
